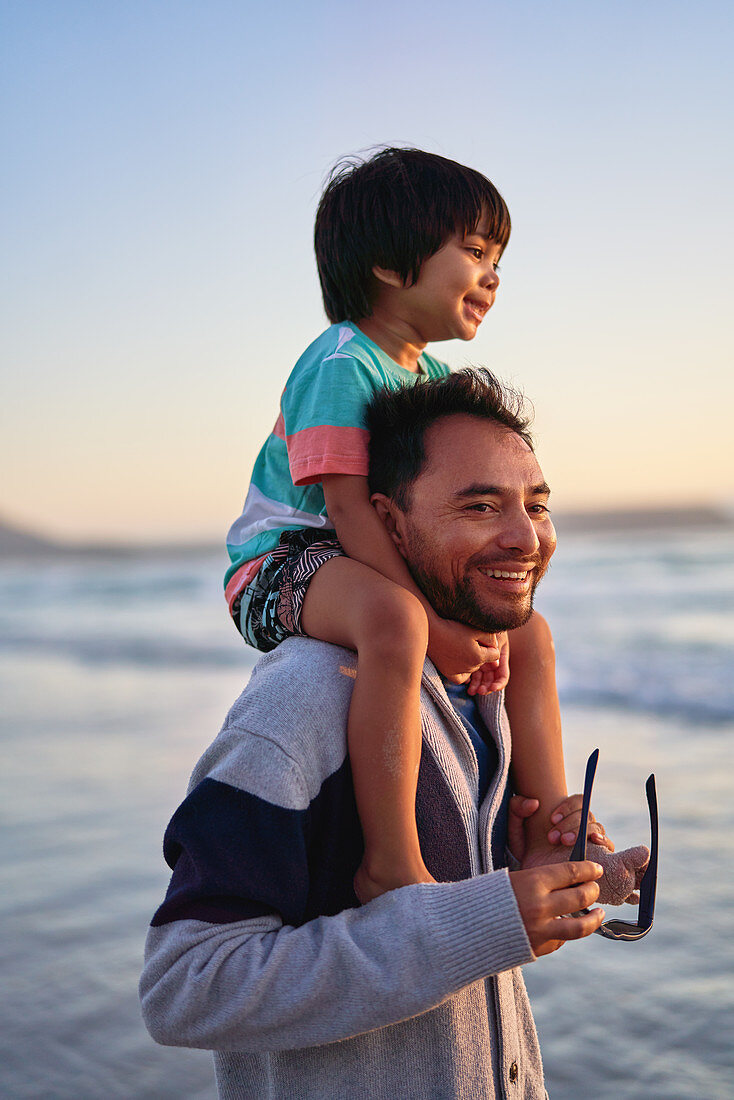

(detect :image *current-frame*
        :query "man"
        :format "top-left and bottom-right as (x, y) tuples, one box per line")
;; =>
(140, 369), (608, 1099)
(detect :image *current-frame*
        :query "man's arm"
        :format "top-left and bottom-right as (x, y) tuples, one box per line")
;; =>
(140, 648), (605, 1054)
(141, 827), (604, 1053)
(140, 872), (534, 1053)
(139, 714), (536, 1052)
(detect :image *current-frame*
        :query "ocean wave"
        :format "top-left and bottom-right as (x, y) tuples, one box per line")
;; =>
(2, 529), (732, 722)
(0, 632), (251, 671)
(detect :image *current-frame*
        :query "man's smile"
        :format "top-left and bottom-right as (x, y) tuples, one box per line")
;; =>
(478, 567), (531, 580)
(476, 564), (535, 594)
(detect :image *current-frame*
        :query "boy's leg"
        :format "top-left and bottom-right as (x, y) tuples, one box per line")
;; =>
(505, 613), (649, 904)
(504, 612), (569, 858)
(301, 556), (434, 902)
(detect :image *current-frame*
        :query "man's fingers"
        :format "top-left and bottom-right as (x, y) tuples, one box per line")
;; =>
(548, 809), (614, 852)
(540, 859), (604, 889)
(550, 878), (602, 917)
(510, 861), (606, 955)
(549, 794), (583, 823)
(549, 907), (607, 942)
(507, 796), (539, 863)
(509, 794), (540, 819)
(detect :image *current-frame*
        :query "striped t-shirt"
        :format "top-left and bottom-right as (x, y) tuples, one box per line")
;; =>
(225, 322), (450, 616)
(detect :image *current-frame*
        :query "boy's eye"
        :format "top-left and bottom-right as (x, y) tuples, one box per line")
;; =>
(468, 247), (484, 260)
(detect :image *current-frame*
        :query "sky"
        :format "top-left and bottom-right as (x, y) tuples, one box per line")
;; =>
(2, 0), (733, 543)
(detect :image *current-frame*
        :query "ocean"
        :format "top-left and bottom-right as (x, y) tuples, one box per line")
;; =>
(1, 526), (732, 1099)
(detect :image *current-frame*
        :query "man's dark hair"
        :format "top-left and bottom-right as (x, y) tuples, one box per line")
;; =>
(367, 368), (533, 510)
(315, 147), (511, 323)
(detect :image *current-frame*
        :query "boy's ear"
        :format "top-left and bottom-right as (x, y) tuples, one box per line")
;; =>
(371, 265), (405, 290)
(371, 493), (408, 557)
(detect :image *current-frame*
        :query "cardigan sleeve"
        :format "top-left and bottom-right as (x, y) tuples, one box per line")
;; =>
(140, 871), (533, 1052)
(140, 643), (534, 1053)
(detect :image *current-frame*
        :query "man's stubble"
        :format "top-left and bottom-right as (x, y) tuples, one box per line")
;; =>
(403, 532), (548, 634)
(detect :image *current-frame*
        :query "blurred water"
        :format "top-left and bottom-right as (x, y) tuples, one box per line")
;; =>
(1, 529), (733, 1099)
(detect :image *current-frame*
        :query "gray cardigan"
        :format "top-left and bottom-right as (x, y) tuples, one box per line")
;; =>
(140, 638), (546, 1098)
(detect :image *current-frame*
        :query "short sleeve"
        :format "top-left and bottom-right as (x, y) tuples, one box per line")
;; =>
(281, 342), (376, 486)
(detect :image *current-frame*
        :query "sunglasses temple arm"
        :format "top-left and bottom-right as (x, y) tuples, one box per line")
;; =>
(569, 748), (600, 863)
(637, 774), (658, 926)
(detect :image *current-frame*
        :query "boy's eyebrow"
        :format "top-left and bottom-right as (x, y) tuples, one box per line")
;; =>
(465, 219), (496, 242)
(453, 482), (551, 499)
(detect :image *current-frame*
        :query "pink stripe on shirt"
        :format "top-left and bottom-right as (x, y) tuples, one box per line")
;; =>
(287, 424), (370, 486)
(272, 411), (286, 440)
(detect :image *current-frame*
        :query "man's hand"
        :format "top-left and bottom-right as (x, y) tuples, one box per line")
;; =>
(507, 794), (540, 864)
(466, 632), (510, 695)
(547, 793), (614, 850)
(426, 613), (501, 682)
(509, 861), (605, 956)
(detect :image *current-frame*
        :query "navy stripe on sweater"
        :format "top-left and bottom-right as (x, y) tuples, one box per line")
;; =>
(152, 740), (472, 929)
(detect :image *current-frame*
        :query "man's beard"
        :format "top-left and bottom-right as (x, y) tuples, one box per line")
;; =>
(405, 538), (545, 633)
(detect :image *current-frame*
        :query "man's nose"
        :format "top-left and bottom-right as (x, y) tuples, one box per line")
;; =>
(496, 509), (539, 556)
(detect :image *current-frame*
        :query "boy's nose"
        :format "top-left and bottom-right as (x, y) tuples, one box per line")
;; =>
(482, 266), (500, 290)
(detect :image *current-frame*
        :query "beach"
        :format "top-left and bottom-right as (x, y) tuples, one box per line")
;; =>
(2, 527), (733, 1099)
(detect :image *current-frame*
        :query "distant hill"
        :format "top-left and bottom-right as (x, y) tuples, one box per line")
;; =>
(554, 505), (733, 534)
(0, 517), (221, 560)
(0, 520), (65, 557)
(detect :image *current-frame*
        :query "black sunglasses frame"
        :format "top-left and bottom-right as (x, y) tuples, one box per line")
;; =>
(570, 748), (658, 941)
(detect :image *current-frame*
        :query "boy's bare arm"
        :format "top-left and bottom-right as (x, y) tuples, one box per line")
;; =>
(322, 473), (499, 678)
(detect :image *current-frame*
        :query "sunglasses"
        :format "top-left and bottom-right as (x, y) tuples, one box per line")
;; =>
(570, 748), (658, 941)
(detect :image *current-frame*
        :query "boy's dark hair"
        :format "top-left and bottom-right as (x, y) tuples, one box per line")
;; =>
(315, 147), (511, 323)
(367, 368), (533, 510)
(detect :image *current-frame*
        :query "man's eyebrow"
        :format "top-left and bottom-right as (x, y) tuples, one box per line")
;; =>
(453, 482), (551, 498)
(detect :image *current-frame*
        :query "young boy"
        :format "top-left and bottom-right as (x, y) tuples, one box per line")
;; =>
(225, 148), (631, 903)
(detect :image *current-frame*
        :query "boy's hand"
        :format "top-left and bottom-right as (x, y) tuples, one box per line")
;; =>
(426, 613), (501, 681)
(509, 861), (606, 956)
(466, 632), (510, 695)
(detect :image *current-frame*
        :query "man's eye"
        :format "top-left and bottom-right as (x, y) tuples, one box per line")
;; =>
(467, 502), (493, 513)
(528, 504), (551, 516)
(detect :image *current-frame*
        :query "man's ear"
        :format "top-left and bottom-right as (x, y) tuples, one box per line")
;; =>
(371, 493), (408, 557)
(371, 265), (405, 290)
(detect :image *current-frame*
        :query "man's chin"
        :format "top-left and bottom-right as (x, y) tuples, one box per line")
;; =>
(407, 558), (538, 633)
(459, 602), (534, 634)
(435, 587), (535, 634)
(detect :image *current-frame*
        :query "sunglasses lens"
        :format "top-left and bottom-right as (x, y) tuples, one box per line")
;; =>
(596, 917), (653, 941)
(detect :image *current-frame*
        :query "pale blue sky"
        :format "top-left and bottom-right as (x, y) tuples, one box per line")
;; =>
(3, 1), (732, 540)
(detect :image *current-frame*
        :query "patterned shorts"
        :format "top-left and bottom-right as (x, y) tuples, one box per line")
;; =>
(238, 528), (344, 652)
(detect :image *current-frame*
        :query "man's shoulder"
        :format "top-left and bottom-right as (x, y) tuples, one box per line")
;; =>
(245, 637), (358, 713)
(190, 639), (357, 808)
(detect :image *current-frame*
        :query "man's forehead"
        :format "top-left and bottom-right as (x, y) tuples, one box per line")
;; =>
(421, 414), (544, 488)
